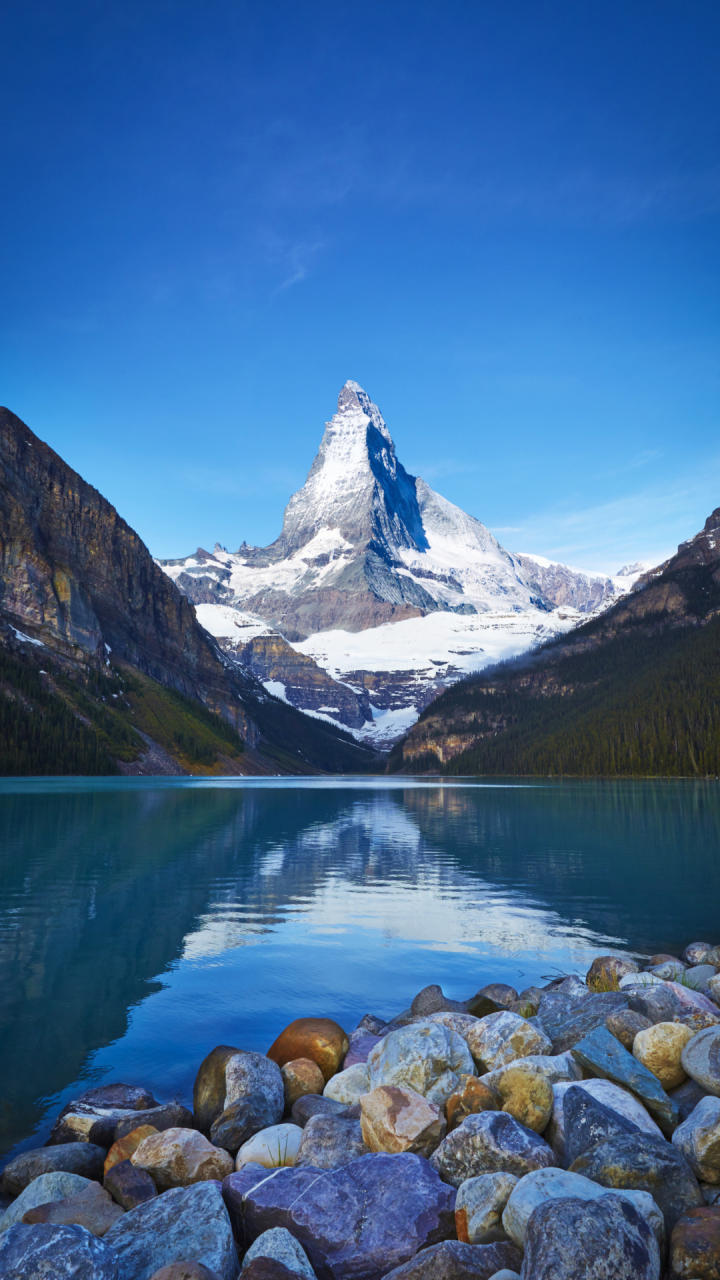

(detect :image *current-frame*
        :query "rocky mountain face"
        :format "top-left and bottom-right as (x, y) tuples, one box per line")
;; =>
(393, 507), (720, 776)
(162, 382), (638, 744)
(0, 407), (379, 775)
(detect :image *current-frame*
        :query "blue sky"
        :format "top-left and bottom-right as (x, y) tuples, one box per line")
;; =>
(2, 0), (718, 572)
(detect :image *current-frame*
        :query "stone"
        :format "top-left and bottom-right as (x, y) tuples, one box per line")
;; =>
(290, 1095), (349, 1127)
(225, 1052), (285, 1122)
(520, 1194), (661, 1280)
(103, 1159), (157, 1210)
(491, 1068), (552, 1133)
(649, 959), (687, 980)
(627, 982), (686, 1023)
(425, 1012), (481, 1042)
(682, 1026), (720, 1096)
(295, 1113), (369, 1169)
(705, 946), (720, 968)
(322, 1062), (370, 1104)
(236, 1124), (303, 1169)
(210, 1095), (280, 1156)
(267, 1019), (349, 1083)
(671, 1076), (711, 1121)
(672, 1096), (720, 1183)
(547, 1078), (663, 1162)
(242, 1263), (300, 1280)
(193, 1046), (239, 1133)
(22, 1180), (124, 1236)
(360, 1085), (446, 1156)
(131, 1128), (233, 1190)
(684, 964), (717, 990)
(561, 1085), (643, 1166)
(708, 974), (720, 1003)
(666, 981), (720, 1020)
(669, 1206), (720, 1278)
(0, 1222), (118, 1279)
(569, 1132), (703, 1230)
(501, 1166), (663, 1248)
(482, 1051), (582, 1091)
(571, 1024), (680, 1131)
(455, 1172), (518, 1243)
(537, 990), (629, 1053)
(487, 1273), (520, 1280)
(104, 1124), (159, 1175)
(367, 1020), (476, 1107)
(633, 1021), (695, 1089)
(586, 955), (639, 992)
(0, 1143), (106, 1197)
(105, 1181), (238, 1280)
(468, 985), (519, 1015)
(380, 1239), (523, 1279)
(242, 1226), (316, 1277)
(281, 1059), (325, 1110)
(113, 1104), (195, 1142)
(446, 1077), (498, 1130)
(411, 984), (461, 1017)
(0, 1172), (93, 1233)
(606, 1008), (653, 1049)
(465, 1013), (552, 1072)
(344, 1030), (382, 1068)
(683, 942), (714, 966)
(48, 1084), (191, 1147)
(430, 1112), (555, 1187)
(223, 1151), (456, 1279)
(150, 1265), (221, 1280)
(621, 973), (667, 989)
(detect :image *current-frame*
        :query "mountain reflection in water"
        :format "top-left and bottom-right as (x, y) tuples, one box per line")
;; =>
(1, 776), (719, 1159)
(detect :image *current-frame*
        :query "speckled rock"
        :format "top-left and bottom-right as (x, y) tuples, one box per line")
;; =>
(707, 974), (720, 1003)
(683, 943), (714, 966)
(482, 1052), (582, 1093)
(547, 1078), (662, 1163)
(236, 1124), (303, 1170)
(280, 1059), (325, 1110)
(367, 1020), (476, 1107)
(225, 1053), (284, 1122)
(131, 1128), (233, 1190)
(242, 1262), (300, 1280)
(682, 1026), (720, 1096)
(223, 1152), (456, 1280)
(670, 1076), (711, 1121)
(465, 1013), (552, 1072)
(149, 1264), (221, 1280)
(649, 959), (687, 981)
(193, 1046), (238, 1133)
(561, 1085), (642, 1166)
(0, 1144), (106, 1197)
(491, 1068), (553, 1133)
(455, 1172), (518, 1243)
(241, 1226), (316, 1277)
(210, 1095), (280, 1156)
(0, 1222), (119, 1279)
(569, 1132), (703, 1229)
(519, 1194), (660, 1280)
(571, 1025), (680, 1131)
(360, 1086), (446, 1157)
(0, 1172), (93, 1233)
(295, 1113), (369, 1169)
(606, 1008), (653, 1049)
(501, 1166), (663, 1248)
(633, 1021), (695, 1090)
(424, 1012), (481, 1043)
(48, 1086), (191, 1148)
(104, 1125), (159, 1175)
(672, 1096), (720, 1183)
(430, 1112), (555, 1187)
(103, 1159), (158, 1211)
(411, 984), (465, 1018)
(537, 986), (628, 1052)
(267, 1019), (349, 1083)
(380, 1239), (523, 1279)
(705, 946), (720, 969)
(290, 1095), (349, 1127)
(669, 1205), (720, 1278)
(22, 1180), (124, 1237)
(586, 955), (639, 992)
(105, 1181), (238, 1280)
(468, 985), (519, 1015)
(446, 1077), (498, 1131)
(322, 1062), (370, 1105)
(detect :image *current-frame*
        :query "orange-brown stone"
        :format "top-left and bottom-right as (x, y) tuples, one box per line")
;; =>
(445, 1075), (497, 1130)
(104, 1124), (158, 1176)
(267, 1018), (348, 1083)
(670, 1206), (720, 1278)
(280, 1057), (326, 1109)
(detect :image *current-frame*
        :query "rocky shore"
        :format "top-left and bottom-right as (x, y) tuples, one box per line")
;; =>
(3, 942), (720, 1279)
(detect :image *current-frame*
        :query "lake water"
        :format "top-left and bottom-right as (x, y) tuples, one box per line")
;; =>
(2, 775), (719, 1161)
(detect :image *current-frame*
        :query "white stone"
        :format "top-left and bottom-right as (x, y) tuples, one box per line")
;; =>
(465, 1012), (552, 1072)
(367, 1019), (476, 1107)
(235, 1123), (303, 1170)
(323, 1062), (370, 1104)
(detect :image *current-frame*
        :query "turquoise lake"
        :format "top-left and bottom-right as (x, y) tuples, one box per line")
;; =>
(2, 776), (719, 1161)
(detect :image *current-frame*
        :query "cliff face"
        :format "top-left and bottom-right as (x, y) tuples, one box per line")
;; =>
(394, 506), (720, 776)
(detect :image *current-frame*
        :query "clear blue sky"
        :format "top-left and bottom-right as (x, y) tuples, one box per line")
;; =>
(2, 0), (718, 572)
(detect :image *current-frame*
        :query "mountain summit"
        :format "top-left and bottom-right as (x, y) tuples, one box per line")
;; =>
(162, 382), (639, 741)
